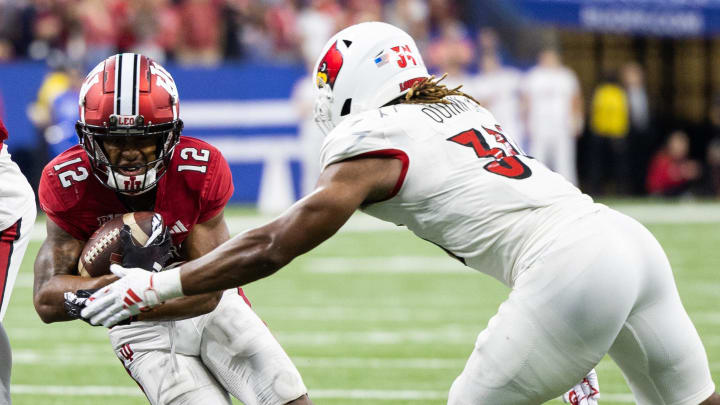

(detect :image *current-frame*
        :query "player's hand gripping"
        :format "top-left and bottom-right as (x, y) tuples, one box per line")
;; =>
(80, 220), (181, 327)
(65, 288), (137, 326)
(120, 217), (173, 271)
(562, 368), (600, 405)
(80, 264), (184, 327)
(63, 289), (98, 324)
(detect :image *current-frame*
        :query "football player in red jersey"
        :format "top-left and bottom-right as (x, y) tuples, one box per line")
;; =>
(0, 118), (37, 404)
(33, 53), (311, 405)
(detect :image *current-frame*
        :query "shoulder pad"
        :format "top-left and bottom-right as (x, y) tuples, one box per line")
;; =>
(167, 136), (224, 192)
(39, 146), (93, 214)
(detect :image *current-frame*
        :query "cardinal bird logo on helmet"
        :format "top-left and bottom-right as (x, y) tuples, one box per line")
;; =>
(316, 41), (344, 89)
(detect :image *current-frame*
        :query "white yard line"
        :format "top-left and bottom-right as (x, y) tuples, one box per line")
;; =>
(13, 348), (720, 371)
(8, 384), (637, 402)
(610, 202), (720, 224)
(18, 327), (718, 348)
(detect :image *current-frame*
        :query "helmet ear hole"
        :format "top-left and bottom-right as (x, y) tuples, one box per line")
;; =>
(340, 98), (352, 116)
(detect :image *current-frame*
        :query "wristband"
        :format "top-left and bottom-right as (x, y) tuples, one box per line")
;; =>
(153, 267), (185, 301)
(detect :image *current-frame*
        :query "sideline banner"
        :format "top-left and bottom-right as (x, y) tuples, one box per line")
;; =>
(510, 0), (720, 36)
(0, 62), (307, 204)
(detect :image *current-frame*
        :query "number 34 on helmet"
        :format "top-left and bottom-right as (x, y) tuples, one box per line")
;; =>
(75, 53), (183, 194)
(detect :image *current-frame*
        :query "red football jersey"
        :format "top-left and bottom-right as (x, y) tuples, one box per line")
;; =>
(39, 136), (234, 246)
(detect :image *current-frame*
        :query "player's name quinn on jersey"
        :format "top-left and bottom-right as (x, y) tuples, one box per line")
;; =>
(417, 96), (479, 124)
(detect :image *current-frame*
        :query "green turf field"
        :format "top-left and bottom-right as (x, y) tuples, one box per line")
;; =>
(5, 202), (720, 404)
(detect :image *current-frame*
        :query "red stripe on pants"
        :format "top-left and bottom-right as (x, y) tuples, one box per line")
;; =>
(0, 220), (21, 312)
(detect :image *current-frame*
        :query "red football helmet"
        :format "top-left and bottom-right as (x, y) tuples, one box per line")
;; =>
(75, 53), (183, 194)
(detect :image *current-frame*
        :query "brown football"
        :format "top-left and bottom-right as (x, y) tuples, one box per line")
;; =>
(78, 211), (160, 277)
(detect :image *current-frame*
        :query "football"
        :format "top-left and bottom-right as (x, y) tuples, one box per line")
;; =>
(78, 211), (162, 277)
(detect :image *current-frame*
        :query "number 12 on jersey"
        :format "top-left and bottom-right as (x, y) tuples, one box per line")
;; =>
(447, 127), (532, 179)
(177, 147), (209, 173)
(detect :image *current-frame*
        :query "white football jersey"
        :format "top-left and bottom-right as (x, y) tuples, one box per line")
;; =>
(320, 96), (599, 286)
(0, 144), (35, 231)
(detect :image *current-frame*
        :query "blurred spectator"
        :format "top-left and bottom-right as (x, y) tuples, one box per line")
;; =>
(705, 137), (720, 197)
(235, 2), (278, 61)
(264, 0), (301, 61)
(427, 0), (457, 34)
(0, 1), (34, 61)
(475, 27), (499, 61)
(709, 94), (720, 140)
(0, 39), (13, 61)
(587, 71), (630, 195)
(122, 0), (180, 63)
(177, 0), (223, 65)
(426, 20), (473, 87)
(152, 0), (182, 60)
(622, 62), (653, 195)
(26, 0), (68, 65)
(73, 0), (120, 66)
(44, 67), (82, 158)
(385, 0), (429, 50)
(522, 46), (583, 185)
(472, 42), (525, 149)
(646, 130), (701, 196)
(342, 0), (382, 26)
(295, 0), (340, 64)
(28, 68), (71, 131)
(703, 95), (720, 197)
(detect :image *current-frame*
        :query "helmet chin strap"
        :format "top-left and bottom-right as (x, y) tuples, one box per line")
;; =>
(107, 167), (157, 194)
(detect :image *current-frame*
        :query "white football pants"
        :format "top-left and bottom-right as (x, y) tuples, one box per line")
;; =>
(448, 207), (715, 405)
(0, 144), (37, 405)
(111, 289), (307, 405)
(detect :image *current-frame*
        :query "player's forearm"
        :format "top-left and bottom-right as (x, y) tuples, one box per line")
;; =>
(179, 227), (287, 296)
(34, 274), (117, 323)
(177, 187), (358, 296)
(136, 292), (222, 321)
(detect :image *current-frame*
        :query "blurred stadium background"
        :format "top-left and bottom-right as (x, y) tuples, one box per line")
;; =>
(1, 0), (720, 404)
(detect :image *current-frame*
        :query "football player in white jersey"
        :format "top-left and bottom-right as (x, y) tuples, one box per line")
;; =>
(82, 22), (719, 405)
(0, 118), (37, 404)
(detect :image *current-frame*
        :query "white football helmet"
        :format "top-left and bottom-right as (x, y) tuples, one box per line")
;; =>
(313, 22), (429, 135)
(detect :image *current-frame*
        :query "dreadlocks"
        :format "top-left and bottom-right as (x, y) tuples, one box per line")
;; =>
(399, 74), (481, 106)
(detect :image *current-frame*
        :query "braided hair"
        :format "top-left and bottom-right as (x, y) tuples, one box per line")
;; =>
(399, 73), (481, 106)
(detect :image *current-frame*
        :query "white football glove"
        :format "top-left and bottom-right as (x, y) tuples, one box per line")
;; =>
(80, 264), (184, 327)
(562, 368), (600, 405)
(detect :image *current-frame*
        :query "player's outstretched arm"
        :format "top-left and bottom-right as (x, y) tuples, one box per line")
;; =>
(179, 156), (403, 295)
(33, 219), (118, 323)
(132, 212), (228, 321)
(81, 156), (403, 326)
